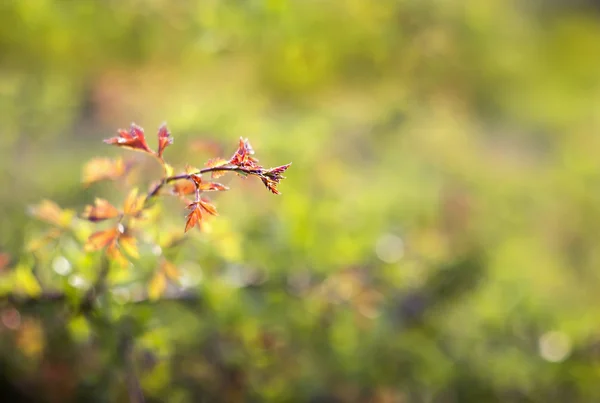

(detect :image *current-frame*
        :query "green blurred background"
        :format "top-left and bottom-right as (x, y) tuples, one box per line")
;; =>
(2, 0), (600, 402)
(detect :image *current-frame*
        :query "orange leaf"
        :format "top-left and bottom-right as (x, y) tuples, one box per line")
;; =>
(199, 198), (218, 216)
(82, 157), (128, 186)
(104, 123), (153, 154)
(211, 170), (228, 179)
(107, 242), (129, 267)
(148, 271), (167, 300)
(161, 260), (180, 282)
(205, 158), (228, 168)
(184, 203), (203, 233)
(84, 228), (120, 252)
(26, 228), (63, 252)
(28, 200), (74, 228)
(157, 123), (173, 158)
(82, 199), (120, 222)
(188, 174), (228, 192)
(199, 181), (229, 192)
(205, 158), (229, 178)
(189, 174), (203, 186)
(172, 181), (196, 196)
(123, 188), (145, 217)
(183, 199), (216, 233)
(118, 233), (139, 258)
(185, 164), (200, 174)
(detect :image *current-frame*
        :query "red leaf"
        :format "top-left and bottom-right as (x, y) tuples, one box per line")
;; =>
(184, 199), (218, 232)
(261, 177), (281, 195)
(259, 163), (291, 195)
(81, 199), (120, 222)
(265, 163), (291, 179)
(157, 123), (173, 158)
(104, 123), (153, 154)
(229, 137), (259, 168)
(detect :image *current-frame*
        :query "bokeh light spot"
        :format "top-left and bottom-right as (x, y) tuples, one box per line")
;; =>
(52, 255), (72, 276)
(375, 233), (404, 264)
(539, 331), (572, 362)
(68, 274), (88, 289)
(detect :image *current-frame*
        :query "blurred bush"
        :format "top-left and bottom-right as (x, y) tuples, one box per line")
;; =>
(2, 0), (600, 402)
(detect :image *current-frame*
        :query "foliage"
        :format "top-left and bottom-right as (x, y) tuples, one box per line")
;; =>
(37, 123), (288, 294)
(1, 123), (290, 402)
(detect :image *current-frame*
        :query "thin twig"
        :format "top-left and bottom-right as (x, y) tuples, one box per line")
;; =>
(145, 165), (246, 202)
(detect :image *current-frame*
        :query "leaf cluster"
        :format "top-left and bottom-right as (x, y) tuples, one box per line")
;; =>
(27, 123), (290, 298)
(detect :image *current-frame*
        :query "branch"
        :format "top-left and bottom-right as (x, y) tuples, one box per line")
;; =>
(0, 289), (202, 308)
(127, 288), (202, 305)
(0, 291), (66, 306)
(145, 165), (247, 202)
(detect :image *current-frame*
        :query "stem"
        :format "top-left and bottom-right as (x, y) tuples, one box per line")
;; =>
(194, 180), (201, 203)
(145, 165), (245, 202)
(0, 291), (66, 305)
(0, 289), (201, 306)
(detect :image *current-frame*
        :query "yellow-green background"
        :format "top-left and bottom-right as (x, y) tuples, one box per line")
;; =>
(1, 0), (600, 402)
